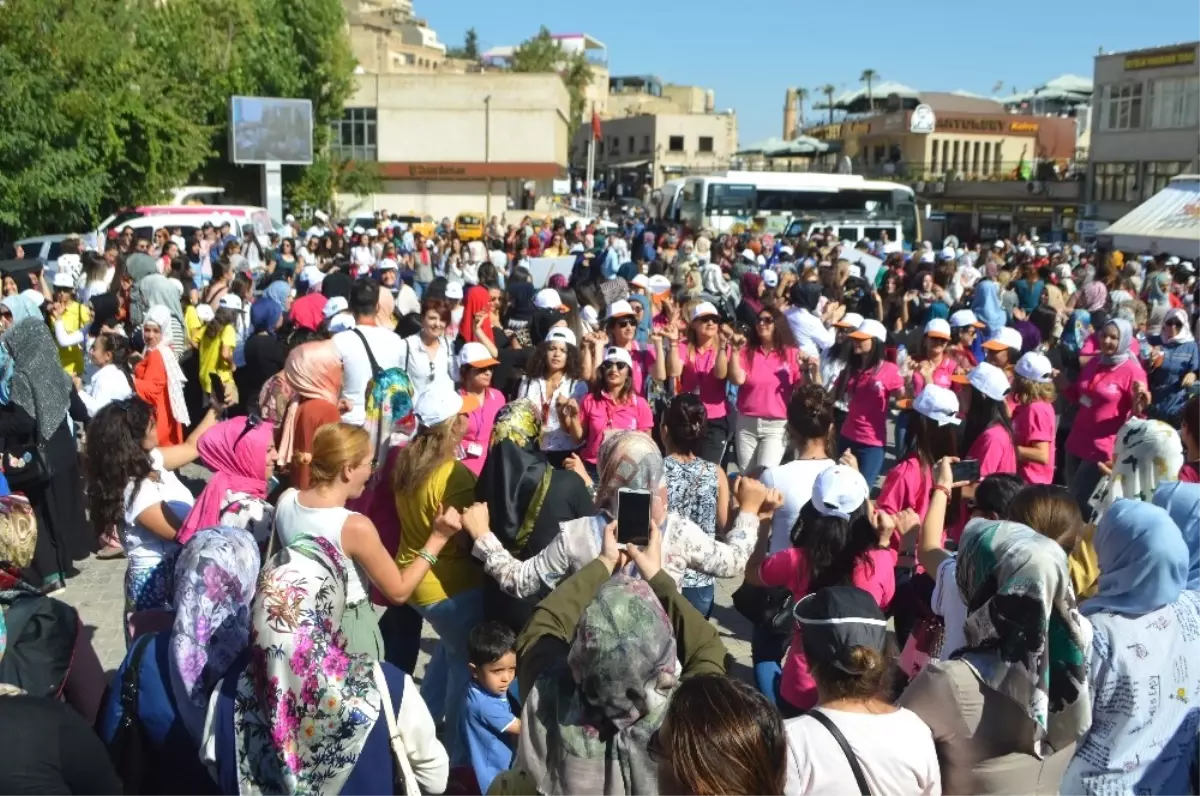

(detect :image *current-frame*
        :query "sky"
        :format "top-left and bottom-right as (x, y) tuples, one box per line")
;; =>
(421, 0), (1200, 145)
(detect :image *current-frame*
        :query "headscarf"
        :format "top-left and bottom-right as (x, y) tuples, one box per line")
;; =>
(126, 252), (159, 283)
(548, 273), (568, 291)
(263, 279), (291, 311)
(140, 274), (186, 333)
(740, 272), (763, 316)
(616, 260), (639, 283)
(143, 305), (190, 427)
(955, 519), (1091, 756)
(1, 294), (41, 325)
(1152, 482), (1200, 590)
(506, 282), (536, 323)
(168, 526), (260, 741)
(792, 281), (822, 313)
(475, 400), (551, 551)
(375, 287), (396, 330)
(320, 272), (352, 300)
(277, 340), (343, 468)
(250, 298), (282, 334)
(178, 416), (275, 544)
(518, 575), (678, 796)
(594, 431), (664, 517)
(1077, 266), (1108, 312)
(460, 285), (494, 344)
(289, 292), (327, 331)
(3, 318), (71, 441)
(1085, 499), (1189, 617)
(88, 292), (119, 336)
(1146, 270), (1172, 306)
(1099, 318), (1133, 366)
(1061, 309), (1091, 354)
(1087, 417), (1183, 521)
(1162, 307), (1194, 345)
(234, 536), (382, 795)
(628, 293), (652, 344)
(972, 279), (1006, 333)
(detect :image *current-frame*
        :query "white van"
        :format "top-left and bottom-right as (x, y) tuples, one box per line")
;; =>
(110, 206), (275, 249)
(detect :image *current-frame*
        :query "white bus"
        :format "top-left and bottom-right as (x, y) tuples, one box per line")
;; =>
(670, 171), (921, 246)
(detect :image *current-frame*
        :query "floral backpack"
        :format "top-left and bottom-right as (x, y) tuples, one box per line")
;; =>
(353, 329), (416, 473)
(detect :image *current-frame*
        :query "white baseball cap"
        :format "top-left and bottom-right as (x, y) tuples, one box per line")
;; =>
(630, 274), (650, 289)
(647, 274), (671, 295)
(606, 300), (636, 321)
(444, 282), (464, 301)
(458, 341), (499, 369)
(741, 248), (755, 261)
(534, 288), (565, 310)
(1181, 261), (1196, 274)
(195, 304), (215, 324)
(691, 301), (720, 321)
(849, 319), (887, 343)
(835, 312), (864, 329)
(846, 264), (863, 280)
(1014, 351), (1054, 384)
(352, 225), (365, 235)
(924, 318), (952, 340)
(545, 326), (577, 347)
(602, 346), (634, 368)
(810, 465), (870, 520)
(301, 265), (324, 287)
(322, 296), (348, 318)
(377, 258), (398, 272)
(285, 213), (295, 223)
(413, 381), (480, 428)
(1166, 256), (1180, 266)
(913, 384), (962, 426)
(982, 326), (1023, 353)
(969, 361), (1011, 402)
(52, 271), (75, 289)
(950, 309), (985, 329)
(328, 314), (357, 333)
(218, 294), (243, 311)
(992, 240), (1005, 249)
(762, 270), (779, 288)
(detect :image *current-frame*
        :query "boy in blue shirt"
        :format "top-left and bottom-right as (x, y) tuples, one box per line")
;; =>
(456, 621), (520, 793)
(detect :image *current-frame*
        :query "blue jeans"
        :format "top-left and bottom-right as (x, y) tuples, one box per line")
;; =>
(414, 588), (484, 759)
(893, 411), (910, 460)
(837, 435), (886, 491)
(752, 620), (789, 705)
(415, 280), (430, 300)
(681, 584), (714, 619)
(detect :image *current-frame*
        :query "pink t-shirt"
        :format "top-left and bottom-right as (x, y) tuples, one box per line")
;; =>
(617, 341), (657, 398)
(458, 387), (506, 476)
(677, 341), (728, 419)
(578, 391), (653, 464)
(1012, 400), (1056, 484)
(968, 423), (1018, 480)
(1065, 358), (1148, 463)
(735, 346), (801, 420)
(911, 355), (958, 395)
(759, 546), (897, 710)
(842, 362), (905, 447)
(876, 457), (936, 564)
(1079, 334), (1141, 359)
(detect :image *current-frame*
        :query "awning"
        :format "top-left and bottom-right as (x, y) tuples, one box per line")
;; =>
(608, 159), (651, 169)
(1101, 175), (1200, 258)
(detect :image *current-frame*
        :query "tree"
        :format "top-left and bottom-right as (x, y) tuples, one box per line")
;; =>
(510, 26), (593, 138)
(820, 84), (837, 126)
(447, 27), (480, 60)
(287, 154), (382, 219)
(860, 69), (879, 112)
(794, 87), (810, 132)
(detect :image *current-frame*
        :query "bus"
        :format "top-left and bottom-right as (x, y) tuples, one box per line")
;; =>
(669, 171), (921, 247)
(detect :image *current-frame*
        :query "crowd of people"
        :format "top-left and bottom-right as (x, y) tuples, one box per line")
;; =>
(0, 211), (1197, 796)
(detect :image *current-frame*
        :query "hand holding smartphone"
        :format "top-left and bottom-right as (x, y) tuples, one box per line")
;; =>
(949, 458), (980, 484)
(616, 487), (652, 548)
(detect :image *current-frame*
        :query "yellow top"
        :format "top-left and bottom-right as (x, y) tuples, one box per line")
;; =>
(1069, 525), (1101, 600)
(395, 458), (483, 605)
(184, 305), (204, 348)
(58, 301), (92, 376)
(198, 323), (237, 392)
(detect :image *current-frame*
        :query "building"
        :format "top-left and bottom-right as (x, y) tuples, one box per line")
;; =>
(606, 75), (715, 118)
(331, 73), (570, 219)
(482, 33), (609, 122)
(1087, 42), (1200, 223)
(344, 0), (458, 75)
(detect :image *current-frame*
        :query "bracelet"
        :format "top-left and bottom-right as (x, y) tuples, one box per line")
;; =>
(416, 548), (438, 566)
(933, 485), (952, 499)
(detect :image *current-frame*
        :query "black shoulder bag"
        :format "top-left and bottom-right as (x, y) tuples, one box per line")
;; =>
(106, 634), (154, 795)
(3, 374), (55, 491)
(806, 708), (872, 796)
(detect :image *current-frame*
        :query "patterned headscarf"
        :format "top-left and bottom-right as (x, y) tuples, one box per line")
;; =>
(1085, 499), (1188, 617)
(3, 318), (71, 440)
(955, 519), (1091, 757)
(476, 400), (550, 551)
(143, 305), (191, 426)
(169, 526), (260, 741)
(595, 431), (664, 516)
(1087, 417), (1183, 522)
(1061, 309), (1091, 354)
(234, 536), (382, 795)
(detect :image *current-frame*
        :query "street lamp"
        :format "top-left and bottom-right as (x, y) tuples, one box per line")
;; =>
(483, 94), (492, 218)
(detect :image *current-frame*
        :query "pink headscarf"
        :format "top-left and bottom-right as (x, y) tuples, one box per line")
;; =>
(276, 340), (343, 468)
(375, 287), (396, 330)
(177, 416), (275, 544)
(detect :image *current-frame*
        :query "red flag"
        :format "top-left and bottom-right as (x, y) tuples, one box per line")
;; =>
(591, 109), (602, 141)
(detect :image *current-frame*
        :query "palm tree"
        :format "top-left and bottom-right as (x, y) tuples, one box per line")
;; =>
(820, 84), (836, 125)
(859, 69), (879, 112)
(794, 87), (809, 132)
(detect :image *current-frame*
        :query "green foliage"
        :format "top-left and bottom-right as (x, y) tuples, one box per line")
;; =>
(287, 155), (383, 219)
(448, 27), (480, 60)
(510, 26), (593, 137)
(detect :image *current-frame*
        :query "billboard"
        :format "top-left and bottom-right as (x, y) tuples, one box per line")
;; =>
(229, 96), (314, 165)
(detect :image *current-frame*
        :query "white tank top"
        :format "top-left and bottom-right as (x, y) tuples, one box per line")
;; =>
(275, 488), (368, 605)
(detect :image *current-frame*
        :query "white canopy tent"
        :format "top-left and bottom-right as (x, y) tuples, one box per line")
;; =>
(1100, 175), (1200, 258)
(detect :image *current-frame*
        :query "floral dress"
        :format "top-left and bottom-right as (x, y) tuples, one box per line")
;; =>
(664, 456), (720, 590)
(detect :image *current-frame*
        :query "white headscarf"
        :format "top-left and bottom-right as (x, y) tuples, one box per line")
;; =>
(143, 305), (190, 426)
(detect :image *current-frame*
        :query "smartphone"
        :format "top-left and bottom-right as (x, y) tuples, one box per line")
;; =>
(209, 373), (226, 404)
(950, 459), (981, 484)
(616, 488), (652, 547)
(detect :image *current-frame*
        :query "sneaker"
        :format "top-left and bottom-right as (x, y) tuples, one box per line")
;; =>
(96, 544), (126, 560)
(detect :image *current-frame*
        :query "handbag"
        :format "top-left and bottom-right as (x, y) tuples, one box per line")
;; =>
(3, 376), (54, 491)
(731, 582), (794, 634)
(898, 613), (946, 679)
(106, 634), (154, 795)
(806, 709), (872, 795)
(0, 494), (37, 568)
(375, 662), (415, 796)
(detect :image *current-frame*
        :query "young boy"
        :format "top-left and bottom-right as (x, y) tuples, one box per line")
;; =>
(457, 621), (520, 794)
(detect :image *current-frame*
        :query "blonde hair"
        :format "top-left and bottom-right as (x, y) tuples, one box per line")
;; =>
(392, 417), (461, 495)
(308, 423), (371, 487)
(1012, 374), (1057, 405)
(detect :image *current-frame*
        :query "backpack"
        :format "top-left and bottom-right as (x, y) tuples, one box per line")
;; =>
(352, 328), (416, 471)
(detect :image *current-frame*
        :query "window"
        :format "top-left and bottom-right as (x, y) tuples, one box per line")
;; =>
(993, 141), (1003, 174)
(873, 145), (885, 164)
(330, 108), (377, 161)
(951, 140), (960, 172)
(611, 136), (620, 155)
(628, 136), (635, 154)
(1093, 162), (1139, 202)
(668, 135), (684, 152)
(929, 140), (938, 173)
(981, 142), (991, 175)
(1099, 83), (1144, 131)
(699, 136), (714, 153)
(642, 135), (651, 153)
(1144, 161), (1189, 198)
(1149, 77), (1200, 129)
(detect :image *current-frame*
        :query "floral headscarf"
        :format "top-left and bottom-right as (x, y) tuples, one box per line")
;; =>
(169, 526), (260, 741)
(594, 431), (664, 516)
(955, 519), (1091, 757)
(1061, 309), (1091, 354)
(234, 536), (381, 795)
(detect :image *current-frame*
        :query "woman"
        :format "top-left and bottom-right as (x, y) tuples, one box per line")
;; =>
(135, 305), (190, 446)
(821, 312), (861, 402)
(1062, 499), (1199, 795)
(1144, 269), (1174, 336)
(1067, 262), (1108, 314)
(961, 361), (1018, 486)
(1061, 318), (1149, 514)
(202, 537), (449, 796)
(665, 301), (731, 464)
(971, 272), (1008, 340)
(656, 674), (788, 795)
(276, 340), (343, 489)
(139, 274), (189, 359)
(1153, 480), (1199, 588)
(472, 399), (594, 634)
(0, 318), (93, 592)
(899, 318), (961, 455)
(899, 519), (1092, 795)
(1147, 306), (1198, 425)
(516, 326), (588, 467)
(583, 300), (666, 398)
(177, 415), (275, 545)
(559, 346), (653, 472)
(662, 394), (729, 618)
(236, 297), (287, 414)
(948, 309), (985, 371)
(784, 586), (942, 795)
(729, 305), (803, 471)
(97, 527), (259, 794)
(457, 284), (499, 357)
(735, 271), (766, 330)
(400, 298), (458, 397)
(836, 319), (904, 488)
(274, 237), (299, 276)
(456, 342), (506, 477)
(1012, 352), (1057, 485)
(198, 301), (239, 402)
(392, 383), (486, 758)
(875, 384), (960, 540)
(747, 466), (897, 716)
(500, 526), (727, 795)
(1013, 260), (1045, 314)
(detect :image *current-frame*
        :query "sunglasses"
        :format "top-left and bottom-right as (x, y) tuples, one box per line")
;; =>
(600, 360), (629, 372)
(695, 316), (719, 325)
(756, 316), (775, 325)
(611, 318), (637, 328)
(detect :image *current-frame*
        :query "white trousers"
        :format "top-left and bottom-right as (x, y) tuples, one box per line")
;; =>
(734, 414), (788, 474)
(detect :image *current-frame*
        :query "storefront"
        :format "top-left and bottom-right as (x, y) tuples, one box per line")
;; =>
(930, 201), (1081, 242)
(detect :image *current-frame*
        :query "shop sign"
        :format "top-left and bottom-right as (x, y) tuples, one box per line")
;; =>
(408, 164), (468, 178)
(1124, 46), (1197, 70)
(940, 203), (973, 213)
(976, 203), (1011, 213)
(936, 118), (1005, 133)
(1008, 121), (1039, 133)
(910, 104), (936, 134)
(1017, 205), (1055, 215)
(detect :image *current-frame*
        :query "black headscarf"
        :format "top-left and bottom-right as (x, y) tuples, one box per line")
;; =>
(88, 293), (119, 336)
(473, 399), (550, 551)
(790, 281), (823, 313)
(10, 270), (33, 292)
(321, 272), (352, 300)
(506, 282), (536, 323)
(529, 308), (566, 345)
